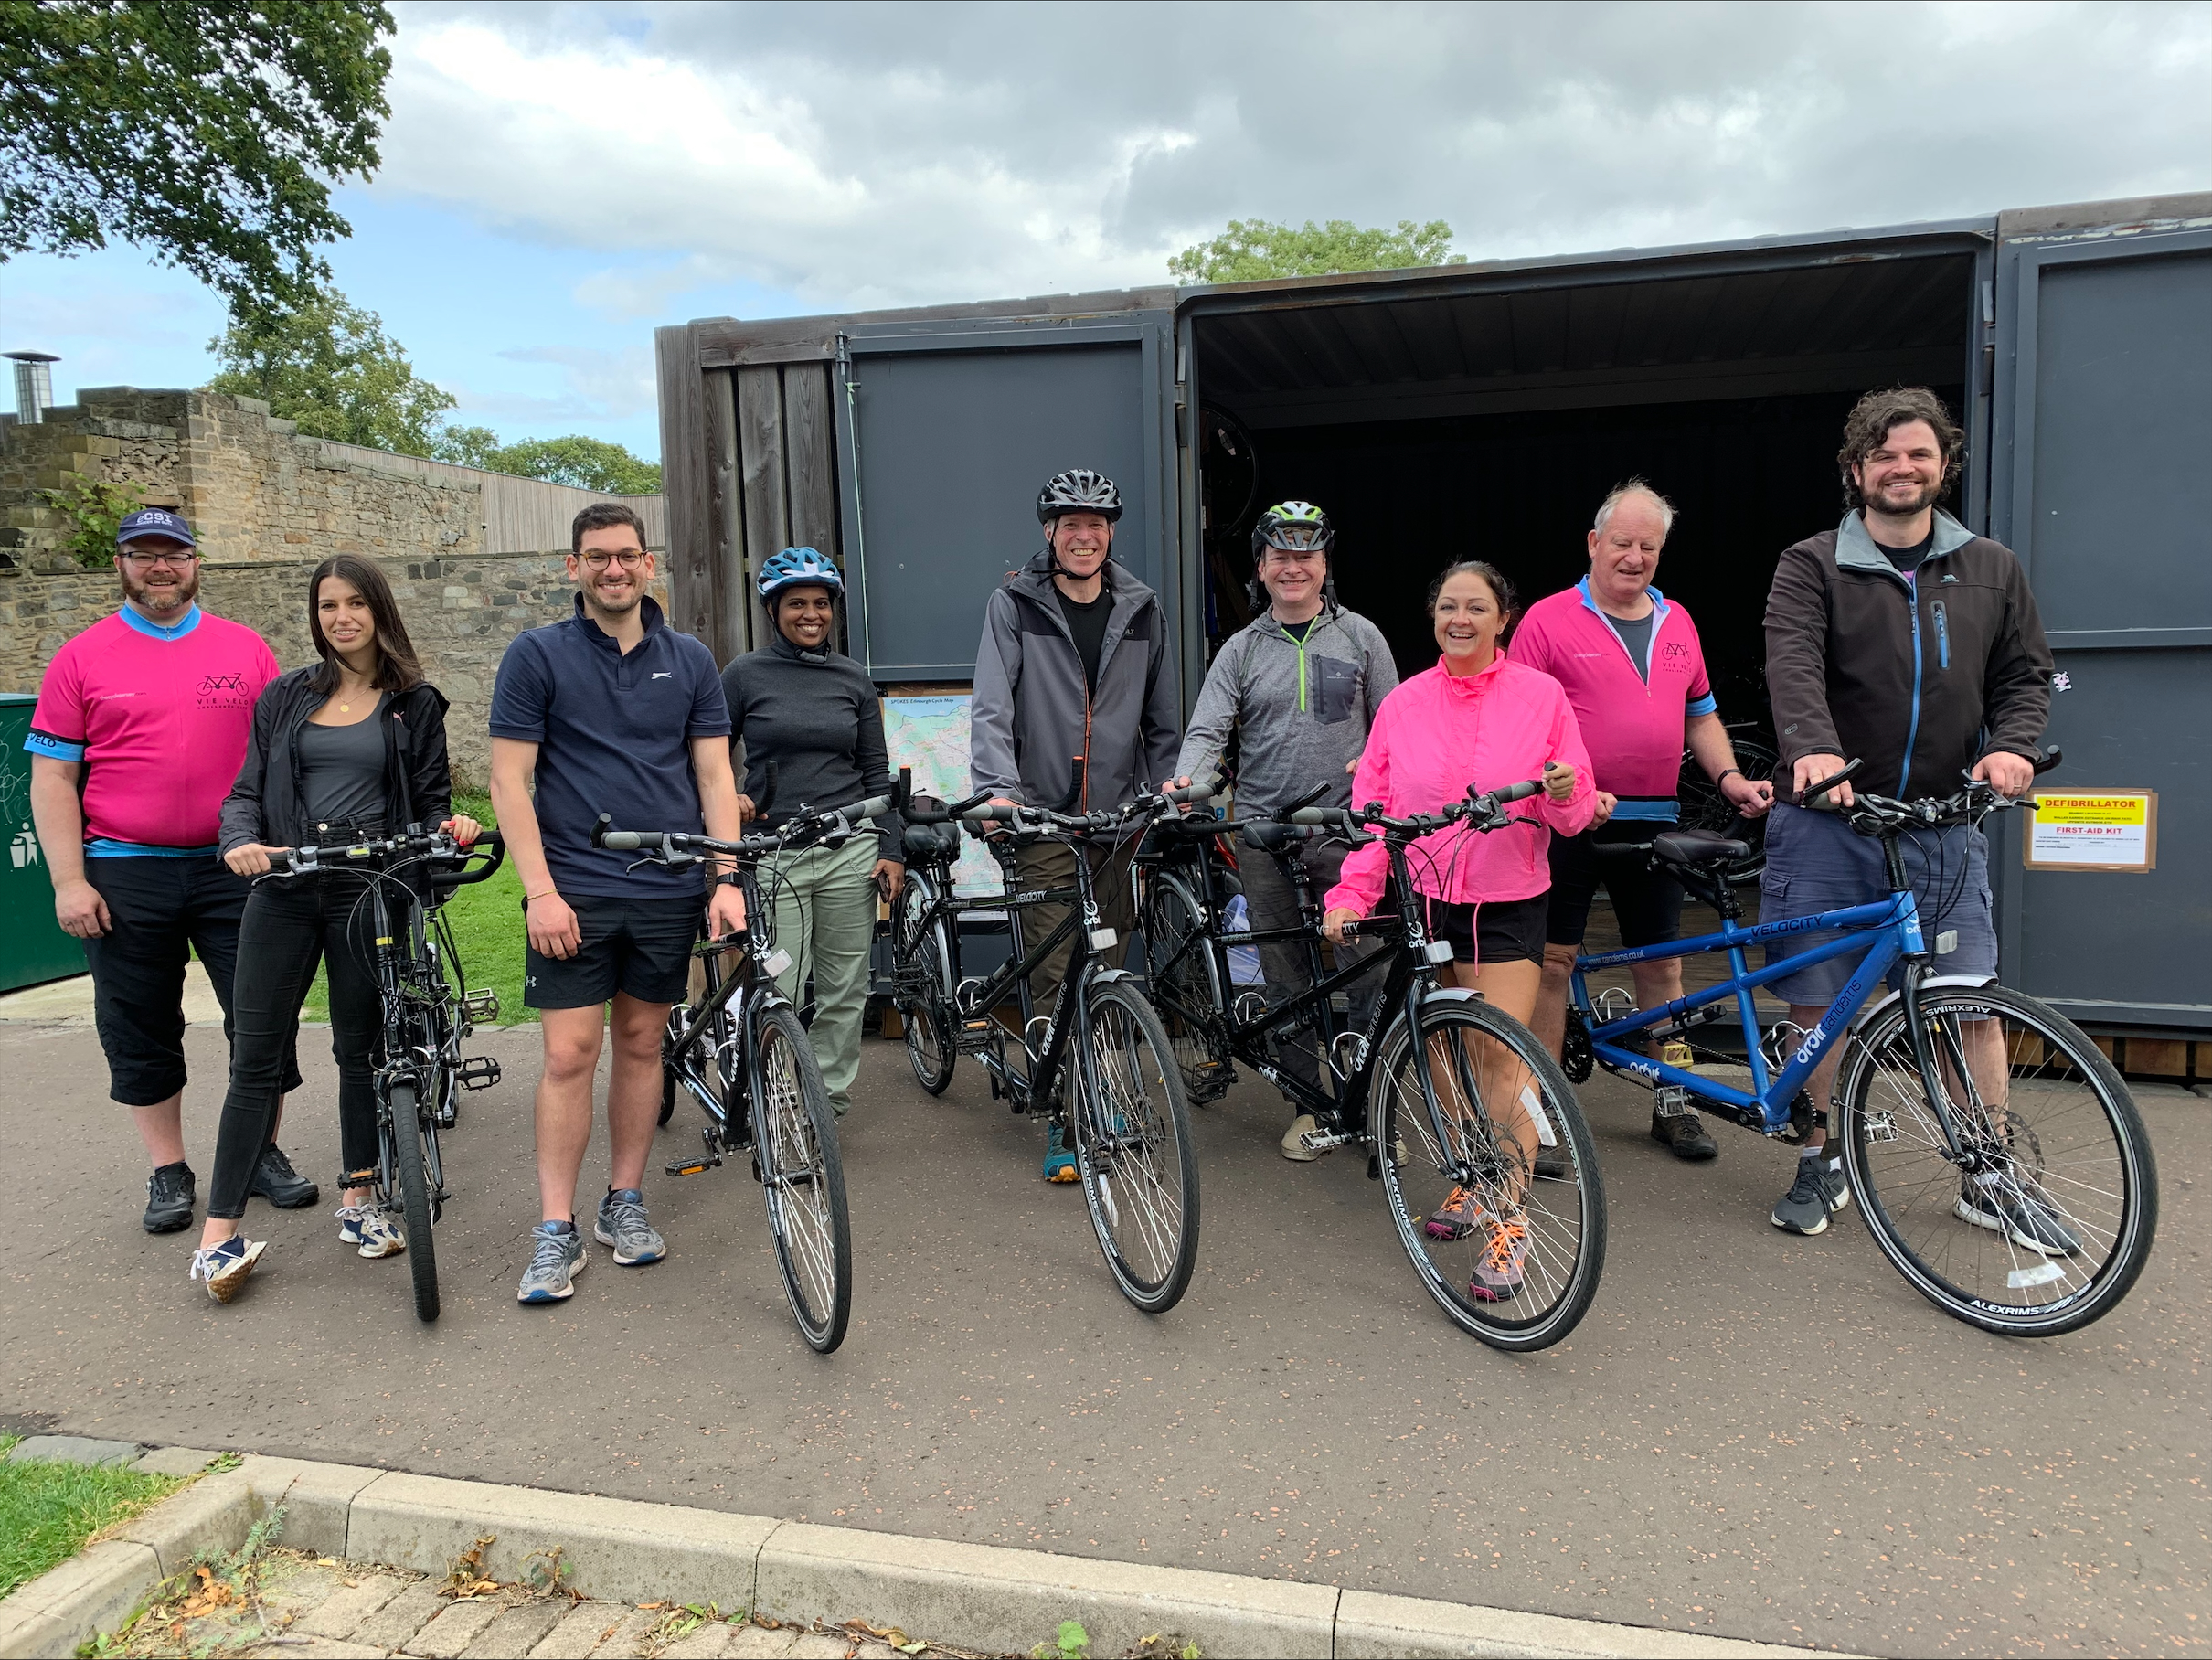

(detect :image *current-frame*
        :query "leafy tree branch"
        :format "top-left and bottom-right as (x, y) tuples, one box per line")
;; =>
(1169, 218), (1465, 284)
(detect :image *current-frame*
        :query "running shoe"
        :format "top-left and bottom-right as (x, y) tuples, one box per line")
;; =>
(1651, 1107), (1718, 1162)
(594, 1188), (666, 1266)
(144, 1163), (196, 1234)
(250, 1144), (320, 1208)
(1280, 1113), (1326, 1163)
(1425, 1186), (1485, 1241)
(336, 1205), (406, 1260)
(1771, 1155), (1849, 1236)
(1042, 1121), (1078, 1183)
(517, 1221), (587, 1304)
(189, 1237), (266, 1304)
(1468, 1213), (1529, 1303)
(1954, 1178), (2082, 1256)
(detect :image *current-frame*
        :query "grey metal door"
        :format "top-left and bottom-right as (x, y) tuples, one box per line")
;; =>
(834, 312), (1177, 682)
(1990, 224), (2212, 1034)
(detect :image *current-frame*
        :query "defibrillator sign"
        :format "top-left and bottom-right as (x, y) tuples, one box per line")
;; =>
(2025, 790), (2156, 872)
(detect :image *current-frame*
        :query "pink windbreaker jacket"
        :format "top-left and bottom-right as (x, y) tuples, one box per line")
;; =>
(1324, 654), (1596, 916)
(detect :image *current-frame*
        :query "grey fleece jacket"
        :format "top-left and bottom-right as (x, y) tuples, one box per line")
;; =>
(1175, 603), (1398, 815)
(969, 551), (1181, 810)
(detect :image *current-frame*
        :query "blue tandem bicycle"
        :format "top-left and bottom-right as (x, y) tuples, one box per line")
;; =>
(1562, 755), (2157, 1336)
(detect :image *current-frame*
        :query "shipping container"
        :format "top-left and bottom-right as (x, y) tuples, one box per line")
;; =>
(658, 192), (2211, 1040)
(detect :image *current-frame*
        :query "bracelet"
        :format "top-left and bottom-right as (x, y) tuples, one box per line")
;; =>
(526, 889), (556, 903)
(1716, 767), (1743, 785)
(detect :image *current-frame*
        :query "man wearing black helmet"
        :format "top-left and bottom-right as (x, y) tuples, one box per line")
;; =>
(971, 468), (1182, 1181)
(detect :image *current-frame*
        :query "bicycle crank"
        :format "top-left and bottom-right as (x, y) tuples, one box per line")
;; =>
(666, 1127), (726, 1178)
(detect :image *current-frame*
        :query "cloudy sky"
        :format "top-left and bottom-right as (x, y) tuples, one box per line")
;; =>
(4, 0), (2206, 460)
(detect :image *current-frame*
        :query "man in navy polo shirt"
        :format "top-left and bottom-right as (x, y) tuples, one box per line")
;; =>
(489, 502), (744, 1304)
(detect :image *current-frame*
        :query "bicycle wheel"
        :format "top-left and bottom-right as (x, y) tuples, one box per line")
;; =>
(891, 873), (956, 1095)
(1677, 738), (1777, 884)
(754, 1003), (852, 1352)
(1071, 975), (1200, 1314)
(1375, 996), (1604, 1351)
(388, 1082), (441, 1323)
(1836, 984), (2157, 1337)
(1139, 871), (1231, 1103)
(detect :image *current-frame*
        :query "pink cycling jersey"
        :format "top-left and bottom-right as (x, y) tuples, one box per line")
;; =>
(1509, 579), (1716, 812)
(26, 606), (280, 853)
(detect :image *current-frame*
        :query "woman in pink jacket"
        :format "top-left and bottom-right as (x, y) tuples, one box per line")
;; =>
(1322, 560), (1594, 1295)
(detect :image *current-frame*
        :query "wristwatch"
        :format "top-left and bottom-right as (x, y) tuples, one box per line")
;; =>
(715, 871), (744, 889)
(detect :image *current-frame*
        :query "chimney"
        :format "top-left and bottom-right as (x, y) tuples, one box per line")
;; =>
(5, 351), (59, 422)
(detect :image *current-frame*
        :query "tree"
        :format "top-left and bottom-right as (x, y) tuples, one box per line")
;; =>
(433, 429), (663, 495)
(1168, 218), (1465, 285)
(207, 284), (454, 456)
(0, 1), (393, 324)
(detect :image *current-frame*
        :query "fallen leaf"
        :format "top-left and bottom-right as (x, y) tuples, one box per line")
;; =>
(316, 1558), (339, 1568)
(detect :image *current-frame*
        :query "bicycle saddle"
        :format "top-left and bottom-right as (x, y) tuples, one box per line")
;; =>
(902, 823), (961, 864)
(1652, 827), (1750, 867)
(1239, 822), (1321, 853)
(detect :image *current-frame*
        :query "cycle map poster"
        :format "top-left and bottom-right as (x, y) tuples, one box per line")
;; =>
(2024, 789), (2157, 871)
(881, 691), (1003, 899)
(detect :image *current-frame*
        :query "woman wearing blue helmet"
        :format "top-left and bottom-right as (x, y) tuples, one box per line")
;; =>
(719, 548), (902, 1117)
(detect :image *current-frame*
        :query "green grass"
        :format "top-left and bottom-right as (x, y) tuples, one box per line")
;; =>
(0, 1437), (186, 1600)
(300, 793), (534, 1026)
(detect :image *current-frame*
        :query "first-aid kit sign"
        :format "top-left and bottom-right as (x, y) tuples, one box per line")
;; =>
(2026, 790), (2156, 872)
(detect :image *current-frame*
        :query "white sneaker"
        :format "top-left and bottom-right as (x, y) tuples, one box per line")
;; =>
(1281, 1114), (1327, 1162)
(336, 1204), (407, 1259)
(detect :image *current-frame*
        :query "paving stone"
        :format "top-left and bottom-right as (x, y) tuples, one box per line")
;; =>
(528, 1601), (631, 1658)
(725, 1625), (800, 1658)
(351, 1580), (449, 1651)
(3, 1433), (144, 1467)
(297, 1572), (409, 1638)
(133, 1445), (224, 1477)
(406, 1597), (505, 1657)
(659, 1623), (743, 1658)
(585, 1606), (665, 1658)
(242, 1640), (387, 1658)
(461, 1598), (569, 1658)
(784, 1634), (856, 1658)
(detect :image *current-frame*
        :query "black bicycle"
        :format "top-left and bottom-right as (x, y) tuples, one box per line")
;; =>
(590, 788), (883, 1353)
(889, 777), (1207, 1315)
(1137, 783), (1606, 1352)
(266, 825), (507, 1322)
(1675, 722), (1778, 885)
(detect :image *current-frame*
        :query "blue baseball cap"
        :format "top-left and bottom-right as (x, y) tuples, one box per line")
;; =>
(115, 507), (196, 548)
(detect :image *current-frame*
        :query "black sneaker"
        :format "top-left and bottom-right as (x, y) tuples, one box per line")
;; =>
(144, 1163), (196, 1234)
(250, 1144), (320, 1208)
(1535, 1145), (1573, 1181)
(1651, 1108), (1718, 1162)
(1771, 1155), (1848, 1236)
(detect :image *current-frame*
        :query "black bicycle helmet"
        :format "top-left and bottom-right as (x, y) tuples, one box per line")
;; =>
(1037, 467), (1123, 525)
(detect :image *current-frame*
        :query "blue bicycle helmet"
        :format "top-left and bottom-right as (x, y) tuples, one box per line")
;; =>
(757, 546), (844, 605)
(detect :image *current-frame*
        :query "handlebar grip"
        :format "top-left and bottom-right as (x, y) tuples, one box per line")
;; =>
(1167, 782), (1214, 805)
(590, 812), (613, 848)
(1802, 758), (1864, 807)
(1055, 758), (1086, 814)
(962, 803), (1018, 824)
(856, 793), (894, 821)
(2033, 747), (2063, 775)
(265, 849), (297, 873)
(1493, 779), (1543, 804)
(475, 829), (505, 853)
(1284, 782), (1328, 814)
(600, 829), (643, 852)
(1288, 806), (1353, 830)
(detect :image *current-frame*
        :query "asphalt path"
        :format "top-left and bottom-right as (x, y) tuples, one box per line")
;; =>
(3, 1018), (2203, 1656)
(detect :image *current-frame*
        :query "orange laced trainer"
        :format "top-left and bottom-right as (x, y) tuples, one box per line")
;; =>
(1469, 1213), (1529, 1303)
(1424, 1186), (1485, 1241)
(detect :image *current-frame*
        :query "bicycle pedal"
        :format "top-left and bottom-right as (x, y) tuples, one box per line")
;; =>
(664, 1155), (721, 1177)
(1298, 1126), (1356, 1153)
(457, 1056), (502, 1091)
(460, 987), (500, 1025)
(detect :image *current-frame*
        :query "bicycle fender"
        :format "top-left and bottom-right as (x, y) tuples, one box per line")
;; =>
(1850, 974), (1999, 1034)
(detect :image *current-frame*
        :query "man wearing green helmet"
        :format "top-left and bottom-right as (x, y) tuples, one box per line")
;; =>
(1169, 501), (1398, 1160)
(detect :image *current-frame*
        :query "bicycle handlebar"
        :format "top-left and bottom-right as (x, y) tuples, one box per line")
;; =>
(1287, 778), (1543, 839)
(591, 781), (900, 863)
(955, 779), (1214, 836)
(268, 826), (504, 878)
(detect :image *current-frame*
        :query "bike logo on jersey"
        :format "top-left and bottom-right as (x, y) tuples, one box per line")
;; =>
(198, 673), (248, 694)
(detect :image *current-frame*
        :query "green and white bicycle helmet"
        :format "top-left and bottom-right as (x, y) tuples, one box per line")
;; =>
(1251, 500), (1334, 558)
(756, 546), (844, 605)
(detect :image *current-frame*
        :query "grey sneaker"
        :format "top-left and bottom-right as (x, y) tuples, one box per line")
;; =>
(1955, 1178), (2082, 1256)
(517, 1221), (586, 1304)
(1771, 1155), (1849, 1236)
(594, 1188), (666, 1266)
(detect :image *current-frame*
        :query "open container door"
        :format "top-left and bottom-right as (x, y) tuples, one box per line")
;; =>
(833, 311), (1179, 682)
(1989, 199), (2212, 1038)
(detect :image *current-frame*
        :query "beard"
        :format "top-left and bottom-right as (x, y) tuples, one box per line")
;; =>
(1866, 474), (1945, 516)
(120, 564), (200, 614)
(582, 577), (643, 619)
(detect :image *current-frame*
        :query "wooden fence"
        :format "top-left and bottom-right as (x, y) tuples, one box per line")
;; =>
(308, 441), (666, 555)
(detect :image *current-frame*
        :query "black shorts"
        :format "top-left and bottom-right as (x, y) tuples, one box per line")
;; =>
(524, 893), (702, 1010)
(81, 855), (302, 1106)
(1546, 822), (1685, 951)
(1420, 892), (1549, 967)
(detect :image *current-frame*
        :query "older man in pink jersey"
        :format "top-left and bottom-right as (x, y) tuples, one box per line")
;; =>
(27, 509), (308, 1233)
(1517, 481), (1772, 1161)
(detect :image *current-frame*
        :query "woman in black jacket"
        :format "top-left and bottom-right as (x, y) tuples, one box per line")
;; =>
(188, 554), (478, 1303)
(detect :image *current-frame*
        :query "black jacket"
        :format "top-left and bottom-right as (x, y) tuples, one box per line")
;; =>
(219, 668), (455, 856)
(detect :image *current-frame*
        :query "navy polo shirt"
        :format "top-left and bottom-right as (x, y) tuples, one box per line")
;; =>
(489, 594), (731, 899)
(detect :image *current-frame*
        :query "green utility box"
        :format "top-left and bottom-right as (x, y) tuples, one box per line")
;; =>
(0, 692), (87, 992)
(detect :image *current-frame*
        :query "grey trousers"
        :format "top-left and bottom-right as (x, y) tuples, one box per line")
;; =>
(1236, 836), (1382, 1090)
(1012, 836), (1138, 1017)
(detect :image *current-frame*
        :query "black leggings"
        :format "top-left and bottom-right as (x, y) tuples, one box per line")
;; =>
(207, 872), (386, 1221)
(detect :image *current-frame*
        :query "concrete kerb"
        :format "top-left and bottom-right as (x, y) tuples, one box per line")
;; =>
(0, 1452), (1838, 1660)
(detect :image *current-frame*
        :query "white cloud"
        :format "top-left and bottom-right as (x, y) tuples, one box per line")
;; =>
(374, 0), (2212, 315)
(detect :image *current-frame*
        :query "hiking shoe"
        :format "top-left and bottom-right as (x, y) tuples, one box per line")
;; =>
(190, 1237), (266, 1304)
(517, 1221), (586, 1303)
(594, 1188), (666, 1266)
(1281, 1114), (1326, 1162)
(1771, 1155), (1849, 1236)
(144, 1163), (196, 1234)
(336, 1204), (406, 1260)
(1651, 1108), (1718, 1162)
(250, 1144), (319, 1208)
(1955, 1178), (2082, 1256)
(1042, 1121), (1078, 1183)
(1469, 1213), (1529, 1303)
(1425, 1186), (1486, 1241)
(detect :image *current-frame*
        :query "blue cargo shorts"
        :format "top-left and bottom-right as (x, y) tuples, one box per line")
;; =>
(1758, 801), (1997, 1006)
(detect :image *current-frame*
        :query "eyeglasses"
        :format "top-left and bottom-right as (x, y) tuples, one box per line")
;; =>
(580, 549), (648, 570)
(119, 548), (198, 568)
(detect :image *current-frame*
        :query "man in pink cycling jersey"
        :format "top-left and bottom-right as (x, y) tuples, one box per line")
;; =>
(27, 509), (308, 1234)
(1517, 480), (1772, 1160)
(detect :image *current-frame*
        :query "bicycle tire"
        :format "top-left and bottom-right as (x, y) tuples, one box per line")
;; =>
(388, 1081), (441, 1323)
(1139, 871), (1232, 1103)
(1836, 984), (2157, 1337)
(755, 1003), (853, 1352)
(1375, 996), (1605, 1351)
(892, 873), (956, 1095)
(1071, 975), (1201, 1314)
